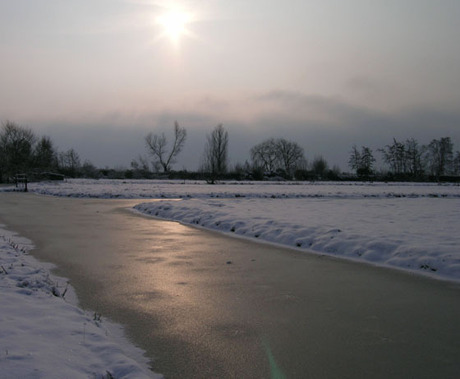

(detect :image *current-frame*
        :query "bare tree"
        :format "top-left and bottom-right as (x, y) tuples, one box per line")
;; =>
(145, 121), (187, 173)
(131, 155), (150, 172)
(58, 148), (81, 177)
(275, 138), (305, 178)
(379, 138), (425, 178)
(80, 160), (99, 178)
(379, 138), (406, 175)
(348, 145), (361, 175)
(424, 137), (453, 178)
(34, 136), (58, 172)
(130, 155), (152, 178)
(360, 147), (376, 177)
(250, 138), (278, 174)
(202, 124), (228, 183)
(453, 151), (460, 176)
(249, 137), (305, 178)
(349, 145), (375, 178)
(404, 138), (424, 177)
(0, 120), (36, 182)
(312, 155), (329, 179)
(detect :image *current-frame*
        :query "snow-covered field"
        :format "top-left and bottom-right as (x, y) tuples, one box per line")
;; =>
(1, 178), (459, 377)
(24, 178), (460, 200)
(0, 226), (160, 379)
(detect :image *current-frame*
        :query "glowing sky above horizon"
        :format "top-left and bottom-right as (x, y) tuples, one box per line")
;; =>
(1, 0), (460, 170)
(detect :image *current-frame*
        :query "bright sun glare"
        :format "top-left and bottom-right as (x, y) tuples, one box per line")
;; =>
(156, 10), (192, 45)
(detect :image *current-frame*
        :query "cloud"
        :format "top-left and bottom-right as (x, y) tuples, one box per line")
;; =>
(254, 90), (460, 135)
(241, 90), (460, 169)
(254, 89), (386, 127)
(22, 89), (460, 172)
(345, 76), (381, 94)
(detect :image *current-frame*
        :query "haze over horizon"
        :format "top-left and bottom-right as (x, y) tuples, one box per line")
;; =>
(1, 0), (460, 170)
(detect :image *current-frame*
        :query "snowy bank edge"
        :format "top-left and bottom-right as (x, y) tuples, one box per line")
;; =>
(132, 202), (460, 284)
(0, 224), (162, 379)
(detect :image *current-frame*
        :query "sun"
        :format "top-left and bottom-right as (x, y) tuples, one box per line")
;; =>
(156, 10), (192, 45)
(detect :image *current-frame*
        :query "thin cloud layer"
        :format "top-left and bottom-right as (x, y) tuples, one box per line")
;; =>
(32, 90), (460, 172)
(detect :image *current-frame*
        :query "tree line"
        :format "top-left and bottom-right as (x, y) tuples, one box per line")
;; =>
(348, 137), (460, 180)
(139, 122), (460, 182)
(136, 123), (230, 183)
(0, 120), (97, 183)
(134, 122), (314, 181)
(1, 119), (460, 183)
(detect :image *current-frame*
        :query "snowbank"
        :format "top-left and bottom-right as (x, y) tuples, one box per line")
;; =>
(0, 226), (160, 379)
(134, 196), (460, 282)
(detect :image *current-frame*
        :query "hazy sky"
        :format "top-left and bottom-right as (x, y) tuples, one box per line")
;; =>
(1, 0), (460, 170)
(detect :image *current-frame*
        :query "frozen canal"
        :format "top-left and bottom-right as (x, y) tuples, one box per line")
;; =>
(1, 192), (459, 378)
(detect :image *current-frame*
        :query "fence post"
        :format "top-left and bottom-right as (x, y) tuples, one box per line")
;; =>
(15, 174), (28, 192)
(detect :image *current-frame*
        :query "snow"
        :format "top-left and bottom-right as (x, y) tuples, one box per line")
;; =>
(0, 226), (161, 379)
(20, 178), (460, 200)
(1, 178), (459, 377)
